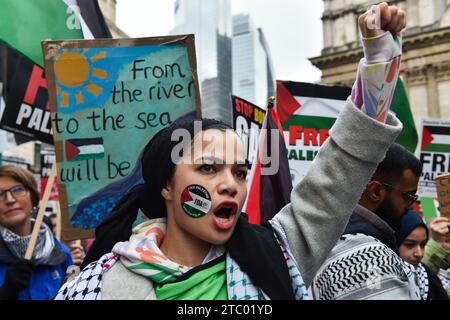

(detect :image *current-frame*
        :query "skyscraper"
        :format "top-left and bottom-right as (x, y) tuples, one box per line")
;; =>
(232, 14), (275, 109)
(171, 0), (233, 124)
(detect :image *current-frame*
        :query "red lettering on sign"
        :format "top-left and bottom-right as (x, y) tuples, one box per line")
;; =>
(235, 98), (254, 118)
(303, 128), (318, 146)
(24, 65), (50, 110)
(289, 125), (303, 145)
(289, 126), (330, 146)
(319, 129), (330, 146)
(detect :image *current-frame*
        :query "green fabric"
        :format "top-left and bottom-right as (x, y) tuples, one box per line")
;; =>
(390, 78), (418, 153)
(154, 260), (228, 300)
(0, 0), (83, 66)
(420, 197), (439, 221)
(128, 261), (182, 284)
(423, 238), (450, 274)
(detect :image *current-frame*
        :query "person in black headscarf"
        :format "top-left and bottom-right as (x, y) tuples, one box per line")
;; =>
(55, 3), (406, 300)
(397, 211), (449, 300)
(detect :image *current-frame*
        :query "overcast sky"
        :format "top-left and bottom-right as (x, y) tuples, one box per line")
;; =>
(116, 0), (324, 82)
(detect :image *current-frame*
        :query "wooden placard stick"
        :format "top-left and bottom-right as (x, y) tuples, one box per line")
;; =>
(25, 162), (57, 260)
(55, 200), (62, 242)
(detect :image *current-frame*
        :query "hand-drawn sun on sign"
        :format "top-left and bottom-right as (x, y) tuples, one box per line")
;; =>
(53, 49), (108, 109)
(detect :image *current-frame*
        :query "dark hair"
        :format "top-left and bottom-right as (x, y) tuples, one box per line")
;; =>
(372, 143), (422, 183)
(0, 165), (40, 206)
(82, 118), (233, 268)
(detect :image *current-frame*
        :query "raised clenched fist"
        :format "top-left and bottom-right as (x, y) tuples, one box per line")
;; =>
(358, 2), (406, 38)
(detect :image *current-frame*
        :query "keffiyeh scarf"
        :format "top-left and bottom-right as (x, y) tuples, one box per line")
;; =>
(0, 220), (55, 265)
(416, 263), (429, 300)
(112, 218), (225, 284)
(57, 218), (308, 300)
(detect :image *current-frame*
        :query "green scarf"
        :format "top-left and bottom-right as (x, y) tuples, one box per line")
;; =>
(112, 219), (227, 299)
(155, 260), (227, 300)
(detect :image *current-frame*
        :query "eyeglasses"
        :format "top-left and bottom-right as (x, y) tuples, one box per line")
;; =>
(380, 182), (418, 206)
(0, 185), (28, 201)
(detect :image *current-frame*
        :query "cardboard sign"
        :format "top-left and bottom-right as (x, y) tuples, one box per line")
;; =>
(40, 149), (59, 201)
(231, 95), (266, 166)
(43, 35), (201, 240)
(418, 118), (450, 220)
(435, 173), (450, 219)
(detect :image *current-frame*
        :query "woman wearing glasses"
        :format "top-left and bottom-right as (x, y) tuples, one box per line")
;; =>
(0, 165), (72, 300)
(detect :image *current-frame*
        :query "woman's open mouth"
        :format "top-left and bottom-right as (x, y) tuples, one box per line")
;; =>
(213, 201), (238, 230)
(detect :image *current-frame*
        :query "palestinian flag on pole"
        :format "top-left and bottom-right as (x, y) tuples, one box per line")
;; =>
(390, 78), (418, 153)
(421, 125), (450, 153)
(277, 81), (350, 187)
(65, 138), (105, 161)
(243, 100), (292, 225)
(0, 0), (111, 144)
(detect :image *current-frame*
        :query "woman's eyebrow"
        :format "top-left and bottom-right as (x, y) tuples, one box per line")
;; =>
(194, 156), (225, 164)
(194, 156), (247, 165)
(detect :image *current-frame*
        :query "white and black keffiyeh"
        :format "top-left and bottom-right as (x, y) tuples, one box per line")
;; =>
(416, 263), (429, 300)
(0, 220), (55, 265)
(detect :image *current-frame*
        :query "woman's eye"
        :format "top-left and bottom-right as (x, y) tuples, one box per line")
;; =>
(199, 165), (215, 173)
(236, 170), (247, 180)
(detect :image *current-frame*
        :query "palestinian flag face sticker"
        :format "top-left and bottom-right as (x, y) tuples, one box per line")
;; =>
(180, 185), (212, 218)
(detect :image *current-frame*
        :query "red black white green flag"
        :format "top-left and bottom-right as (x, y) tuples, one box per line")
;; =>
(243, 103), (292, 225)
(421, 125), (450, 153)
(277, 80), (350, 186)
(65, 137), (105, 162)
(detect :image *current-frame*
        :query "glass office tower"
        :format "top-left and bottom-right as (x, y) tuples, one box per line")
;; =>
(232, 14), (275, 109)
(172, 0), (233, 124)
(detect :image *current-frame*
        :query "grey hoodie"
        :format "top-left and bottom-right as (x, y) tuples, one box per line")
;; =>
(273, 98), (402, 288)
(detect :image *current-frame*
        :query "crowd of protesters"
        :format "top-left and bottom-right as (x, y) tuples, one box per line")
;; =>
(0, 2), (449, 300)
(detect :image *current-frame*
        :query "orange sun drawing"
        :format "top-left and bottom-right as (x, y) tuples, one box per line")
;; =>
(54, 49), (108, 108)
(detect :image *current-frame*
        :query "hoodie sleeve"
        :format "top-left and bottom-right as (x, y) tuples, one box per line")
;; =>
(351, 31), (402, 123)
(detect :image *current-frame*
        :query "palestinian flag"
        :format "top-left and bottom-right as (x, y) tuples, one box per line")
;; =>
(244, 103), (292, 225)
(390, 78), (418, 153)
(421, 125), (450, 153)
(276, 81), (350, 186)
(0, 0), (111, 144)
(180, 185), (212, 218)
(65, 138), (104, 161)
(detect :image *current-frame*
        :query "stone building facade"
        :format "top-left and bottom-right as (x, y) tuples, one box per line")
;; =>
(310, 0), (450, 129)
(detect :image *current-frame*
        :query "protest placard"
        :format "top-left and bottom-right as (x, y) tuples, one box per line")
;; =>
(435, 173), (450, 219)
(276, 81), (350, 186)
(42, 35), (200, 240)
(418, 118), (450, 221)
(231, 95), (266, 167)
(40, 148), (59, 201)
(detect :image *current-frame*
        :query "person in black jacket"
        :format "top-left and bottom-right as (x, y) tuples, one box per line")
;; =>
(397, 210), (449, 300)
